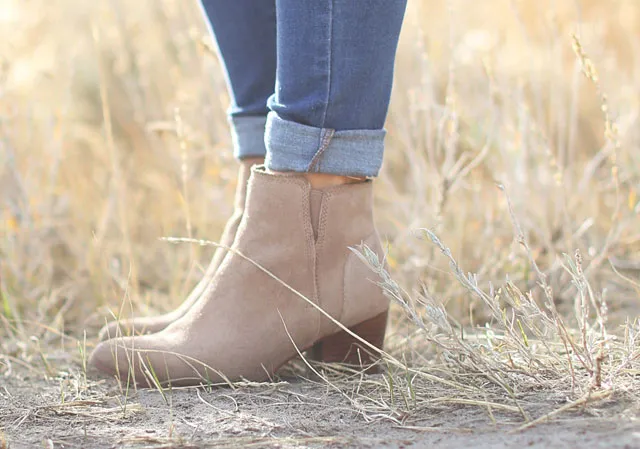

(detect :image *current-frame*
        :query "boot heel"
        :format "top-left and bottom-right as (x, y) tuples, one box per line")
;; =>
(310, 311), (388, 371)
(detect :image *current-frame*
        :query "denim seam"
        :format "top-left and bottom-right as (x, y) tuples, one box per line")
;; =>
(308, 128), (335, 172)
(320, 0), (334, 130)
(308, 0), (335, 173)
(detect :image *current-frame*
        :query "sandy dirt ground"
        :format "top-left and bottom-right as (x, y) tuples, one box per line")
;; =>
(2, 371), (638, 449)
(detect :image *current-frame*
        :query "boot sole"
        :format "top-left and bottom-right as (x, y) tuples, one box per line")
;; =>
(309, 310), (388, 373)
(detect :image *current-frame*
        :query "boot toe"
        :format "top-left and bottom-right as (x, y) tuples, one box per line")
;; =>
(89, 334), (186, 387)
(89, 338), (135, 379)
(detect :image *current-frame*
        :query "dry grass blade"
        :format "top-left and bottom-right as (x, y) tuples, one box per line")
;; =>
(514, 388), (613, 432)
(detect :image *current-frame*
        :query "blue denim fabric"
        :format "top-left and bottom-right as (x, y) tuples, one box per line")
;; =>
(199, 0), (275, 160)
(200, 1), (407, 176)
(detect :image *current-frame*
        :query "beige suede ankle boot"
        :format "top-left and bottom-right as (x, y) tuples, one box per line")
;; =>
(90, 166), (389, 386)
(98, 158), (261, 341)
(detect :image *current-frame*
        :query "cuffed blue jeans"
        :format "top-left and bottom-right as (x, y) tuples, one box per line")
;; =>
(199, 0), (407, 177)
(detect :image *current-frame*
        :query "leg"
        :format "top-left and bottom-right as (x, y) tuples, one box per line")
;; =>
(91, 1), (407, 385)
(267, 0), (407, 364)
(202, 0), (275, 161)
(98, 0), (275, 340)
(266, 0), (407, 179)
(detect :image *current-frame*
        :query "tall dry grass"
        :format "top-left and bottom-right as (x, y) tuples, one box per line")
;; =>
(1, 0), (640, 425)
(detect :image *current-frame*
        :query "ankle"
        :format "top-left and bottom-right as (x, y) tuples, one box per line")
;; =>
(264, 168), (367, 189)
(303, 173), (366, 189)
(267, 170), (367, 190)
(241, 156), (265, 167)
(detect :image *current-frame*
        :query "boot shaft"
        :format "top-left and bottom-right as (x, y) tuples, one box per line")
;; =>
(239, 167), (388, 331)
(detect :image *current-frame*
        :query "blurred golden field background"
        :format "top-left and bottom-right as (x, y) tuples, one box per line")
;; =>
(1, 0), (639, 368)
(3, 1), (640, 446)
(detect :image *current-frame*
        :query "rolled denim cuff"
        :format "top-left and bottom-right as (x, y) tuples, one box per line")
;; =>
(264, 112), (386, 177)
(229, 115), (268, 160)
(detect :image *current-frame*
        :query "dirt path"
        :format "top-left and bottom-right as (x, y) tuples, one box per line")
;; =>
(2, 373), (638, 449)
